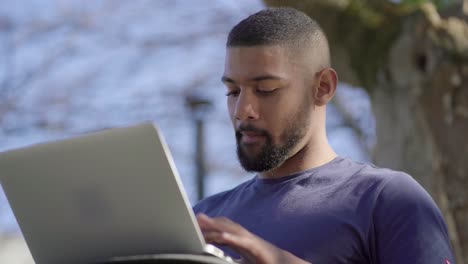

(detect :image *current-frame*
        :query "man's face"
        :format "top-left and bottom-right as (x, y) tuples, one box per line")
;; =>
(222, 45), (313, 172)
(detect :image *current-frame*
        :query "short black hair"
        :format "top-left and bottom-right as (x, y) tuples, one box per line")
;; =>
(227, 7), (326, 48)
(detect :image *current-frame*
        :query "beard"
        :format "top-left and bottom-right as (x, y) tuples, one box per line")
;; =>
(235, 99), (310, 173)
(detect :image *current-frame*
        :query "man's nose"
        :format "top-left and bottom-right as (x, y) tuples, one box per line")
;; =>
(234, 90), (259, 121)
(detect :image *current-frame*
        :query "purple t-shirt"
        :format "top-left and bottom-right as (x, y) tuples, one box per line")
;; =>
(193, 157), (455, 264)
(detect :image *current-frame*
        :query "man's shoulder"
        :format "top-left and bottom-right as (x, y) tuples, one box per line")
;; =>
(332, 158), (430, 207)
(357, 160), (445, 231)
(334, 157), (412, 187)
(342, 159), (454, 262)
(342, 159), (443, 222)
(375, 167), (436, 208)
(364, 165), (454, 263)
(349, 159), (427, 199)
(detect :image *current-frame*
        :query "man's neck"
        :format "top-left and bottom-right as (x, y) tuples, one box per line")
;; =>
(258, 140), (337, 179)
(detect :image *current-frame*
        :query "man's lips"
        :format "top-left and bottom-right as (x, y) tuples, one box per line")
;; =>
(240, 131), (265, 144)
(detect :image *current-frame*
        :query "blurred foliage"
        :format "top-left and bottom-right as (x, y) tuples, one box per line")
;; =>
(401, 0), (459, 9)
(266, 0), (464, 88)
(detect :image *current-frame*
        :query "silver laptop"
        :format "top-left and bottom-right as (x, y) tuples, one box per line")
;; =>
(0, 123), (233, 264)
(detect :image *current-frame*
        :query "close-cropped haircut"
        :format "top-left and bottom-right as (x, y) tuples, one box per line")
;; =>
(227, 7), (330, 67)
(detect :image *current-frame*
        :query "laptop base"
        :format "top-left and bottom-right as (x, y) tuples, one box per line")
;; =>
(100, 254), (234, 264)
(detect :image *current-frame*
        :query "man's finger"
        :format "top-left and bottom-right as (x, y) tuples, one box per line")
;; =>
(197, 214), (275, 263)
(197, 214), (223, 231)
(202, 230), (226, 244)
(203, 230), (257, 259)
(213, 217), (246, 234)
(202, 230), (251, 249)
(197, 214), (245, 234)
(197, 214), (259, 254)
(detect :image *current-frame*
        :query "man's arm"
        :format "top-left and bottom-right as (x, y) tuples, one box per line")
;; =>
(197, 214), (311, 264)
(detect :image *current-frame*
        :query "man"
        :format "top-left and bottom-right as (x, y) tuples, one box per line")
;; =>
(194, 7), (455, 264)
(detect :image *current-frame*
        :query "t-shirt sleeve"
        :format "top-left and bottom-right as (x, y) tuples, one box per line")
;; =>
(370, 172), (455, 264)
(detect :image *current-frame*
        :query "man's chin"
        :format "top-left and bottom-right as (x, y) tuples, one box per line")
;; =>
(239, 153), (280, 173)
(239, 159), (275, 173)
(239, 160), (264, 173)
(240, 144), (263, 157)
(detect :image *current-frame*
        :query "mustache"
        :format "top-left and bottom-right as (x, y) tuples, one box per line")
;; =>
(235, 124), (269, 137)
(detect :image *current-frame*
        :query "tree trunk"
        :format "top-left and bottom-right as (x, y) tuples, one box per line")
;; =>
(264, 1), (468, 262)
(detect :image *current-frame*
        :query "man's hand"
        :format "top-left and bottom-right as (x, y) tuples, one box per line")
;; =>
(196, 213), (311, 264)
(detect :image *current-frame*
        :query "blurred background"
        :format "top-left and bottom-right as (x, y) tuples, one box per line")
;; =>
(0, 0), (466, 263)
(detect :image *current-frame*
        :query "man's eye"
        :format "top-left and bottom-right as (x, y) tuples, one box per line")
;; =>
(225, 91), (240, 97)
(256, 89), (276, 95)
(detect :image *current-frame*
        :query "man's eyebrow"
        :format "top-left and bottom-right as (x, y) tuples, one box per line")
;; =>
(221, 75), (284, 84)
(221, 76), (235, 84)
(251, 75), (283, 82)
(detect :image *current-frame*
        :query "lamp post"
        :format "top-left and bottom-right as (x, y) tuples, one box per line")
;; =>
(185, 95), (212, 201)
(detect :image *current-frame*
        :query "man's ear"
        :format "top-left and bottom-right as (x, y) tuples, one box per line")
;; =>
(313, 68), (338, 106)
